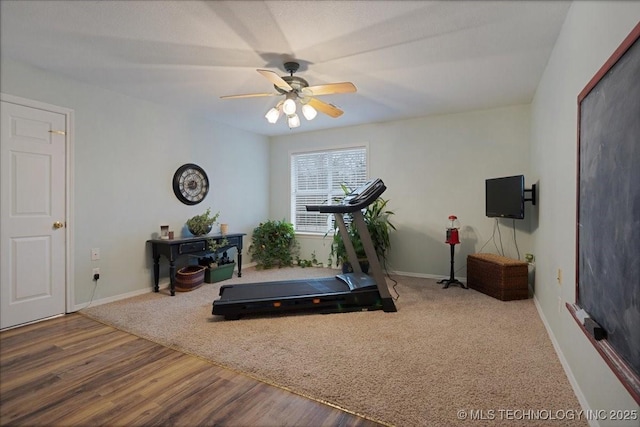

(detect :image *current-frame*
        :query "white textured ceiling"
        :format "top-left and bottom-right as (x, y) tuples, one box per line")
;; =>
(0, 0), (570, 136)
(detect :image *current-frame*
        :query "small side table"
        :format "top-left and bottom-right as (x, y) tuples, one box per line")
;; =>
(147, 233), (245, 296)
(437, 241), (467, 289)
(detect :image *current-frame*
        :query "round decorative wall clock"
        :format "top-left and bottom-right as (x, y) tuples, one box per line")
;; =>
(172, 163), (209, 205)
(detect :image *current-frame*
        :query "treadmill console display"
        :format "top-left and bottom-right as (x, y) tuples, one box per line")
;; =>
(307, 178), (386, 214)
(344, 178), (384, 205)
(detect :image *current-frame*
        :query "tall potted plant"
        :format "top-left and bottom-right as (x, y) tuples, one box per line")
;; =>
(329, 195), (396, 273)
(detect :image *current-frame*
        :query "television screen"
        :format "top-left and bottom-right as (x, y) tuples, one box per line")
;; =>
(485, 175), (525, 219)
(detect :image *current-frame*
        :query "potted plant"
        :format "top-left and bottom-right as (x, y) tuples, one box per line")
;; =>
(200, 240), (235, 283)
(186, 208), (220, 236)
(329, 193), (395, 273)
(248, 219), (299, 269)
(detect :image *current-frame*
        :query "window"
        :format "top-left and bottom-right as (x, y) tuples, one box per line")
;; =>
(291, 147), (367, 233)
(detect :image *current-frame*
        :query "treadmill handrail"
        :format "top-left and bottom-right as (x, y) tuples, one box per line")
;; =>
(305, 179), (386, 213)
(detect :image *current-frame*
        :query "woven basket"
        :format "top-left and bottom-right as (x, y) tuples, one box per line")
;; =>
(175, 265), (206, 292)
(467, 253), (528, 301)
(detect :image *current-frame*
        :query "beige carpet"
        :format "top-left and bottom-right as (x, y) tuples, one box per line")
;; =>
(82, 267), (586, 426)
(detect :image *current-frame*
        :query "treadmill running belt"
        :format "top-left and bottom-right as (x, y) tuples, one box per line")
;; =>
(218, 277), (350, 301)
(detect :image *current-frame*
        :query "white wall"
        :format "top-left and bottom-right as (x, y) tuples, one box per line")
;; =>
(1, 58), (269, 307)
(3, 2), (638, 416)
(269, 105), (533, 277)
(531, 2), (640, 424)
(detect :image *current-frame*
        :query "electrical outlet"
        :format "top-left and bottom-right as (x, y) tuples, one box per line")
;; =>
(93, 268), (100, 276)
(91, 248), (100, 261)
(93, 268), (100, 281)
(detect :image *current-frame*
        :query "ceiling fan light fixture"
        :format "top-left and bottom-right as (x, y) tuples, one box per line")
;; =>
(283, 98), (296, 115)
(265, 106), (281, 124)
(288, 114), (300, 129)
(302, 104), (317, 121)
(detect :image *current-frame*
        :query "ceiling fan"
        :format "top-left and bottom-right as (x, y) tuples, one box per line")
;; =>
(220, 61), (356, 126)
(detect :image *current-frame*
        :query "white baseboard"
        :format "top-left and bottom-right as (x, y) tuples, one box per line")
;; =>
(71, 261), (260, 312)
(69, 268), (463, 311)
(390, 269), (467, 283)
(71, 280), (170, 312)
(70, 266), (460, 311)
(533, 296), (597, 427)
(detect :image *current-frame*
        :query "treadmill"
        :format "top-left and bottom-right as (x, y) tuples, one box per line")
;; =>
(212, 178), (397, 320)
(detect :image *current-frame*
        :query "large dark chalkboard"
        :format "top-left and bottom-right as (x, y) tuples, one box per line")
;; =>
(575, 23), (640, 403)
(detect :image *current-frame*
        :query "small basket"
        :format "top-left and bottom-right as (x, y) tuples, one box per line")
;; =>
(175, 265), (206, 292)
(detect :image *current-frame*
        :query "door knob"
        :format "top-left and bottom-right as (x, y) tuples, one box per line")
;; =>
(53, 221), (64, 229)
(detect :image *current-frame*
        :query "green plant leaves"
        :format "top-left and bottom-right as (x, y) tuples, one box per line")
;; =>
(248, 219), (299, 269)
(329, 197), (395, 268)
(186, 208), (220, 236)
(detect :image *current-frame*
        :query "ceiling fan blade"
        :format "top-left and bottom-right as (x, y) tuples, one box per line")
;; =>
(257, 69), (293, 91)
(307, 82), (357, 96)
(220, 92), (277, 99)
(307, 97), (344, 118)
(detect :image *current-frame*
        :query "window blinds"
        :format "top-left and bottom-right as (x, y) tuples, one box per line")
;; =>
(291, 147), (367, 233)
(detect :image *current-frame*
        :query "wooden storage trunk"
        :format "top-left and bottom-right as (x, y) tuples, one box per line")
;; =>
(467, 253), (529, 301)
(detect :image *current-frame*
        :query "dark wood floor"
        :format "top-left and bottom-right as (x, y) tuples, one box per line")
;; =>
(0, 313), (383, 427)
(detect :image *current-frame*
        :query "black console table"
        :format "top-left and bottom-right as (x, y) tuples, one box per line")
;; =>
(147, 233), (245, 296)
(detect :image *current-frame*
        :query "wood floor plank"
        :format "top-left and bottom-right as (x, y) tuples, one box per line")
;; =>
(0, 313), (383, 427)
(0, 332), (139, 392)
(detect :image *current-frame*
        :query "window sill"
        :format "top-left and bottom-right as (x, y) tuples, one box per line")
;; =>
(295, 232), (331, 239)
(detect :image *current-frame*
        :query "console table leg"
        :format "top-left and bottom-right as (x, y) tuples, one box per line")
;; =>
(153, 256), (160, 292)
(237, 252), (243, 277)
(169, 262), (176, 296)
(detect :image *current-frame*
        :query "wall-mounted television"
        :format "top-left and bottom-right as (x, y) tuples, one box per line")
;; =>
(485, 175), (525, 219)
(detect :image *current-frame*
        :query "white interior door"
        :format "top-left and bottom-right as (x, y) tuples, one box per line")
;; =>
(1, 100), (67, 329)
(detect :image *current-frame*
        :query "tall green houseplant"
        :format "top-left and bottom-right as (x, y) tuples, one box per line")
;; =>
(330, 194), (396, 271)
